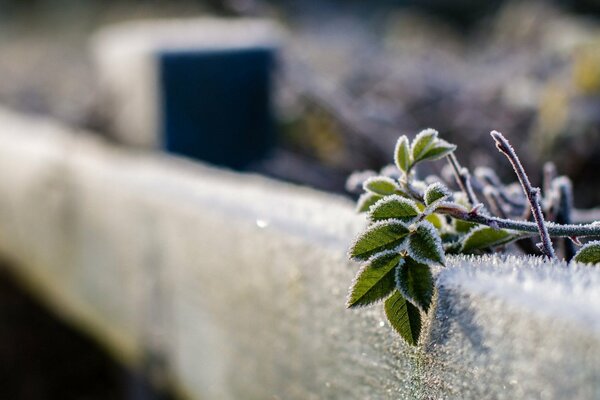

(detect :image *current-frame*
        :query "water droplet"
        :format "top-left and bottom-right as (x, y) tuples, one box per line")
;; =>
(256, 219), (269, 228)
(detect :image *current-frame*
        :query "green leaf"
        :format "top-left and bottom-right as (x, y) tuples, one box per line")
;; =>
(369, 195), (420, 222)
(356, 192), (383, 213)
(425, 213), (445, 230)
(396, 258), (434, 313)
(407, 221), (445, 265)
(461, 226), (521, 252)
(418, 139), (457, 162)
(424, 182), (451, 206)
(385, 290), (422, 346)
(573, 241), (600, 264)
(453, 218), (477, 233)
(411, 128), (438, 163)
(347, 252), (403, 308)
(349, 220), (410, 261)
(394, 135), (411, 173)
(363, 176), (399, 196)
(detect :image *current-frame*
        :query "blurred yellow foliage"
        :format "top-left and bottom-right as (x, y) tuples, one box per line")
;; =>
(573, 42), (600, 94)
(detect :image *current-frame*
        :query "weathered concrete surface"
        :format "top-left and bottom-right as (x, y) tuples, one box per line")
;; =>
(1, 107), (600, 399)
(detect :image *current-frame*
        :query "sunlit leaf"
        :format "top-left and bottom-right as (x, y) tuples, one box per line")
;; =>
(573, 241), (600, 265)
(347, 252), (403, 308)
(349, 220), (410, 261)
(418, 139), (456, 162)
(394, 135), (411, 173)
(461, 226), (521, 252)
(424, 182), (451, 206)
(363, 176), (399, 196)
(356, 192), (384, 213)
(411, 128), (439, 163)
(385, 290), (422, 346)
(396, 258), (434, 313)
(407, 221), (445, 265)
(369, 195), (420, 222)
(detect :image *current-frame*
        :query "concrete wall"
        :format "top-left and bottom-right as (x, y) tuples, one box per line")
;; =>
(1, 107), (600, 399)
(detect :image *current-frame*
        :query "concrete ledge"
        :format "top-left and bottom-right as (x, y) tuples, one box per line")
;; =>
(1, 107), (600, 399)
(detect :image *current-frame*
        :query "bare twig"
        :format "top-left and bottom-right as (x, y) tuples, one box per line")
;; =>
(490, 131), (556, 259)
(483, 186), (507, 219)
(435, 202), (600, 237)
(446, 153), (480, 207)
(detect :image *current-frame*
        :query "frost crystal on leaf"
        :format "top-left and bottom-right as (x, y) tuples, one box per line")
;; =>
(349, 219), (410, 261)
(384, 290), (422, 346)
(407, 221), (445, 265)
(347, 252), (403, 308)
(424, 182), (451, 206)
(369, 195), (420, 222)
(394, 135), (411, 173)
(363, 176), (400, 196)
(573, 241), (600, 265)
(356, 192), (383, 213)
(411, 128), (439, 163)
(396, 258), (434, 313)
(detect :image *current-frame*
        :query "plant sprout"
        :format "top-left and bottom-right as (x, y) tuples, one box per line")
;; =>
(346, 129), (600, 345)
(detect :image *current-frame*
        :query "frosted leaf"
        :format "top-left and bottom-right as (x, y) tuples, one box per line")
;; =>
(356, 192), (383, 213)
(349, 219), (410, 261)
(573, 241), (600, 265)
(396, 258), (434, 313)
(407, 221), (445, 265)
(384, 290), (422, 346)
(424, 182), (451, 206)
(394, 135), (411, 173)
(411, 128), (438, 163)
(363, 176), (399, 196)
(418, 139), (457, 163)
(346, 252), (403, 308)
(461, 226), (522, 253)
(368, 195), (420, 222)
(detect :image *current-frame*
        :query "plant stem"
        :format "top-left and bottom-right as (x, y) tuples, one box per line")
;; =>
(436, 203), (600, 237)
(446, 153), (479, 206)
(490, 131), (556, 260)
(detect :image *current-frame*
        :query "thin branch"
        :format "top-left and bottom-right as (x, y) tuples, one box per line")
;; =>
(446, 153), (480, 207)
(490, 131), (556, 260)
(435, 203), (600, 237)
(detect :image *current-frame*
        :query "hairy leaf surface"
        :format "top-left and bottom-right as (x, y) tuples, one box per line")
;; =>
(349, 220), (410, 261)
(347, 253), (403, 308)
(396, 258), (434, 313)
(369, 195), (420, 222)
(573, 241), (600, 264)
(385, 290), (422, 346)
(407, 221), (445, 265)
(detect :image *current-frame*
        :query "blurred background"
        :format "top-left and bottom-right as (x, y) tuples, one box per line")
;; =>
(1, 0), (600, 398)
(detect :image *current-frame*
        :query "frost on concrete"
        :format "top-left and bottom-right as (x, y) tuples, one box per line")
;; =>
(1, 107), (600, 399)
(424, 255), (600, 399)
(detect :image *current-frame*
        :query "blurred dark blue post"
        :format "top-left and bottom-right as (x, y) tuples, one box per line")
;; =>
(158, 47), (276, 170)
